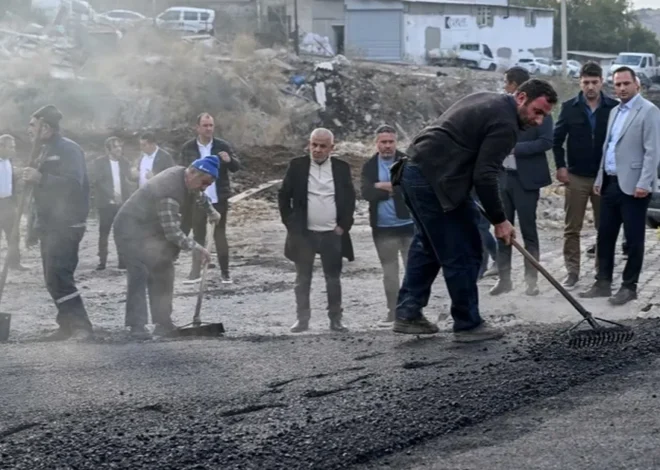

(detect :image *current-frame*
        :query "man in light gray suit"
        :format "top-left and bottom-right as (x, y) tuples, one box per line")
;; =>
(579, 66), (660, 305)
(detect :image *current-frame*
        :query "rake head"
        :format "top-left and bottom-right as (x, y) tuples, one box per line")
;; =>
(167, 322), (225, 338)
(567, 317), (634, 349)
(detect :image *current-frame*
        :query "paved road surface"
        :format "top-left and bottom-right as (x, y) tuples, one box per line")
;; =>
(2, 322), (660, 469)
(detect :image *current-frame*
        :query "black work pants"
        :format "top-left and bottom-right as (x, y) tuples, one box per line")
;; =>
(596, 176), (650, 290)
(294, 230), (343, 320)
(184, 201), (230, 277)
(116, 235), (176, 328)
(39, 227), (92, 331)
(97, 204), (124, 267)
(496, 170), (540, 283)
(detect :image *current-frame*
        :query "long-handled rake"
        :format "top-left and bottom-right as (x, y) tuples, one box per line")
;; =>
(476, 203), (633, 348)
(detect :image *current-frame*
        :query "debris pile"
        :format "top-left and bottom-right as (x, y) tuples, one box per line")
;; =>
(0, 22), (507, 146)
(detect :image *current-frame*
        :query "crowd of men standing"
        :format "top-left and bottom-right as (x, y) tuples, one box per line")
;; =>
(2, 60), (659, 343)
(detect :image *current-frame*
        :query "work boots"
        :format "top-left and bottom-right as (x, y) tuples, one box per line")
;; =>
(489, 277), (512, 296)
(290, 319), (309, 333)
(578, 281), (612, 299)
(392, 315), (439, 335)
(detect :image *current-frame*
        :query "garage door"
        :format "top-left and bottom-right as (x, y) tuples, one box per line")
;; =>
(345, 10), (402, 62)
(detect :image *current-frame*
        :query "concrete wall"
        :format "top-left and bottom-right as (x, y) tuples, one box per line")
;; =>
(403, 3), (553, 64)
(312, 0), (344, 51)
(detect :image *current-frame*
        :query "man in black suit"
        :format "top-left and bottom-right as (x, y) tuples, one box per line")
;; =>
(360, 125), (414, 327)
(91, 136), (131, 270)
(131, 132), (174, 188)
(179, 113), (241, 283)
(278, 128), (356, 333)
(490, 67), (553, 297)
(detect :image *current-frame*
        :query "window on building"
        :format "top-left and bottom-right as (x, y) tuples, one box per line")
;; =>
(476, 7), (493, 27)
(525, 10), (536, 27)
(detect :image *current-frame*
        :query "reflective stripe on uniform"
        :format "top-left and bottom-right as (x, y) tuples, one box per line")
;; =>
(55, 291), (80, 304)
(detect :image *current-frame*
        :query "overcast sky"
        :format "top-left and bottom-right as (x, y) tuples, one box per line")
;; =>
(633, 0), (659, 9)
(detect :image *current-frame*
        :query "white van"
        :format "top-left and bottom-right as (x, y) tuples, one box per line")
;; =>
(155, 7), (215, 35)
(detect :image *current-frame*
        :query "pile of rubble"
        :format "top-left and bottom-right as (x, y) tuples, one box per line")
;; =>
(0, 17), (508, 146)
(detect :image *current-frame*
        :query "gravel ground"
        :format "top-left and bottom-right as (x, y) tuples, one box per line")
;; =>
(2, 195), (658, 469)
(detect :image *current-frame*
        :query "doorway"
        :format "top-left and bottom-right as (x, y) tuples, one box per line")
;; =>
(332, 25), (344, 55)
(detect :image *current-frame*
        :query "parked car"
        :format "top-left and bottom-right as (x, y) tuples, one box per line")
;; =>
(607, 52), (660, 84)
(155, 7), (215, 35)
(552, 59), (582, 77)
(97, 9), (149, 29)
(427, 43), (498, 71)
(516, 57), (555, 76)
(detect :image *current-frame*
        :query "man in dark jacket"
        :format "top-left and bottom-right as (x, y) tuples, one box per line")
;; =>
(179, 113), (240, 283)
(491, 67), (553, 297)
(114, 157), (221, 338)
(553, 61), (619, 288)
(360, 125), (414, 327)
(23, 105), (93, 341)
(130, 132), (174, 188)
(392, 79), (558, 341)
(278, 128), (356, 333)
(91, 136), (132, 270)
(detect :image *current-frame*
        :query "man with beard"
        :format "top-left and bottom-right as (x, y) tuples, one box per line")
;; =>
(391, 79), (558, 342)
(23, 105), (93, 341)
(553, 62), (619, 288)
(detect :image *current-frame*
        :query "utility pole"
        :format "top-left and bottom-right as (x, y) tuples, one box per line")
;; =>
(560, 0), (568, 76)
(293, 0), (300, 55)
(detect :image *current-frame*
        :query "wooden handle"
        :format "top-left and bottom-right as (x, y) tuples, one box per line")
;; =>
(192, 223), (215, 326)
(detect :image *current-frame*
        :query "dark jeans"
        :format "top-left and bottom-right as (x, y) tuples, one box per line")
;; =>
(373, 226), (414, 315)
(116, 236), (175, 328)
(596, 176), (650, 290)
(497, 171), (540, 283)
(183, 201), (230, 277)
(39, 227), (92, 331)
(0, 198), (21, 268)
(294, 230), (343, 320)
(396, 164), (483, 332)
(98, 204), (124, 266)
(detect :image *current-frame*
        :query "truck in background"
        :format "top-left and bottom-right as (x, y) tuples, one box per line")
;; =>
(607, 52), (660, 86)
(427, 43), (499, 71)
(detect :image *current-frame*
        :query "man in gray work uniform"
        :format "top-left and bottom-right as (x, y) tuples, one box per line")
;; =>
(113, 156), (222, 338)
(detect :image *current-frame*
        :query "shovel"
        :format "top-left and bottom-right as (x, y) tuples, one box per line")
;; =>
(0, 120), (43, 342)
(168, 223), (225, 338)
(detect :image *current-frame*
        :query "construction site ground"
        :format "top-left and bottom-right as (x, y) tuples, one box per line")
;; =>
(3, 186), (660, 468)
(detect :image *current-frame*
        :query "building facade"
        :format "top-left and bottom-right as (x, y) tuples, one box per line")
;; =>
(343, 0), (553, 63)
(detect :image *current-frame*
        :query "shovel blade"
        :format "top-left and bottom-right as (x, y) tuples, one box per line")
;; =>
(167, 322), (225, 338)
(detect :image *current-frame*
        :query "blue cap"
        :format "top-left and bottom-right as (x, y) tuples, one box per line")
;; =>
(191, 155), (219, 179)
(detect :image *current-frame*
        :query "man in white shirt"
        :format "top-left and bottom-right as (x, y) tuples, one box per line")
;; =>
(131, 132), (174, 188)
(0, 135), (26, 271)
(91, 136), (131, 270)
(278, 128), (356, 333)
(179, 113), (241, 284)
(580, 67), (660, 305)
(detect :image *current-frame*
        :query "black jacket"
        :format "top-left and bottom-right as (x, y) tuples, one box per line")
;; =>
(179, 138), (240, 202)
(91, 155), (132, 209)
(360, 151), (411, 228)
(510, 114), (553, 190)
(34, 133), (89, 229)
(128, 148), (175, 184)
(407, 92), (523, 225)
(553, 92), (619, 178)
(278, 156), (356, 262)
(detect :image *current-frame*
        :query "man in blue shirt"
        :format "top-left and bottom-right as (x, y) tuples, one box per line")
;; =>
(361, 125), (414, 326)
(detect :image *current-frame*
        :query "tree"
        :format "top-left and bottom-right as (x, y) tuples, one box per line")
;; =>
(514, 0), (660, 56)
